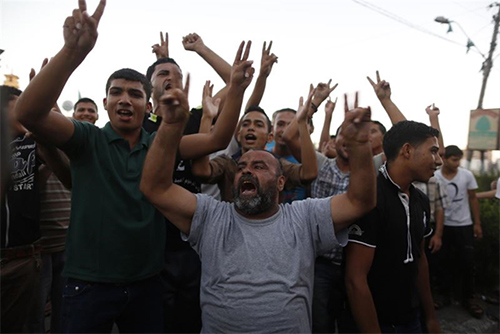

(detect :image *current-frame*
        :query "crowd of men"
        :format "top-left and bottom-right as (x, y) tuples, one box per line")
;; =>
(2, 0), (496, 333)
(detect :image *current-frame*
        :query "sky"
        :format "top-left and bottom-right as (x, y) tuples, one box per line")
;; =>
(1, 0), (500, 164)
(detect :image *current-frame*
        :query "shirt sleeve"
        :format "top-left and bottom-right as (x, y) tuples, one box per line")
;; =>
(184, 193), (223, 255)
(58, 119), (92, 161)
(466, 170), (478, 190)
(347, 208), (380, 248)
(281, 158), (304, 189)
(204, 155), (231, 184)
(293, 197), (347, 255)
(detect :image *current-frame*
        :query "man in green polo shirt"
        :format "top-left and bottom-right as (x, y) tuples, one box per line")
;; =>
(15, 1), (255, 332)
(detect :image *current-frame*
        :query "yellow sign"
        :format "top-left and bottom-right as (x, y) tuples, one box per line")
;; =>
(467, 109), (500, 150)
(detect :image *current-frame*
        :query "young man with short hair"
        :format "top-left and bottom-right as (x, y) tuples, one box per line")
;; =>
(434, 145), (483, 318)
(72, 97), (98, 123)
(345, 120), (442, 333)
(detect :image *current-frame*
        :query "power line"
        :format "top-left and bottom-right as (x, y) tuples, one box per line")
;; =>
(351, 0), (483, 55)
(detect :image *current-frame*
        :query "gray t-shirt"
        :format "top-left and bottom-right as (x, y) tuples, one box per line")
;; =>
(186, 194), (347, 333)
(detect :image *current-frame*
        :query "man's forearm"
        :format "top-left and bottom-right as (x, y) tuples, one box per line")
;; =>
(141, 121), (185, 195)
(416, 250), (440, 329)
(298, 120), (317, 181)
(209, 85), (245, 148)
(320, 112), (333, 149)
(196, 45), (231, 83)
(346, 279), (381, 333)
(17, 47), (83, 128)
(245, 74), (267, 110)
(379, 97), (406, 125)
(347, 141), (376, 209)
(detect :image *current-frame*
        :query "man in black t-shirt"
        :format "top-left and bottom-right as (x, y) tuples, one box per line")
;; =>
(344, 121), (442, 333)
(1, 85), (42, 333)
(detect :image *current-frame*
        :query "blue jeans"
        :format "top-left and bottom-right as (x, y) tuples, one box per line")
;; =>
(61, 274), (164, 333)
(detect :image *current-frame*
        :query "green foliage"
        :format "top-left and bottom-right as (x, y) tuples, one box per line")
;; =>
(473, 173), (500, 291)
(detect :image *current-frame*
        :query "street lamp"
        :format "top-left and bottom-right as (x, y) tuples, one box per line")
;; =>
(434, 16), (486, 57)
(435, 6), (500, 173)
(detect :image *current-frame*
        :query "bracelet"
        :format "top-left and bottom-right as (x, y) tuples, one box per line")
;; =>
(310, 102), (318, 111)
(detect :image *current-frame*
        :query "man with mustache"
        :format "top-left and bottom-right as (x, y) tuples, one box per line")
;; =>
(140, 87), (376, 332)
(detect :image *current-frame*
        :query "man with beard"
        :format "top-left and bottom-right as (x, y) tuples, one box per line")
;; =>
(191, 100), (318, 203)
(140, 87), (376, 332)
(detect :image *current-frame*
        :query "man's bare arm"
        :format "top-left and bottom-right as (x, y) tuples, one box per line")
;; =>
(469, 189), (482, 239)
(330, 95), (376, 230)
(140, 76), (196, 235)
(16, 0), (106, 147)
(416, 239), (442, 333)
(296, 88), (318, 182)
(245, 41), (278, 110)
(178, 41), (254, 160)
(345, 243), (380, 333)
(426, 104), (445, 157)
(319, 97), (337, 150)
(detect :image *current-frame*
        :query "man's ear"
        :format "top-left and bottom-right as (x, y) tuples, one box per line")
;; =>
(402, 143), (412, 159)
(267, 132), (274, 143)
(103, 98), (107, 111)
(147, 101), (153, 114)
(277, 174), (286, 192)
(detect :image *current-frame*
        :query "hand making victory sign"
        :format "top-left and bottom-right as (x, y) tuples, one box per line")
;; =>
(63, 0), (106, 58)
(152, 32), (169, 59)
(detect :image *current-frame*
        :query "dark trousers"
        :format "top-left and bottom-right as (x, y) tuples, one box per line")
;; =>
(61, 274), (164, 333)
(312, 258), (345, 333)
(439, 225), (475, 302)
(162, 249), (202, 333)
(29, 251), (66, 333)
(0, 251), (41, 333)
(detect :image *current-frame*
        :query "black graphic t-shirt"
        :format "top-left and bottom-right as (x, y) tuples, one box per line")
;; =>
(1, 135), (41, 248)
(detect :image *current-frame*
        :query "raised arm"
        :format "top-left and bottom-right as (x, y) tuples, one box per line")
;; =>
(191, 81), (220, 179)
(16, 0), (106, 147)
(245, 41), (278, 110)
(319, 97), (337, 150)
(140, 76), (196, 235)
(367, 70), (406, 124)
(282, 80), (338, 161)
(183, 33), (231, 84)
(330, 94), (376, 231)
(296, 88), (318, 182)
(426, 104), (445, 157)
(178, 41), (254, 160)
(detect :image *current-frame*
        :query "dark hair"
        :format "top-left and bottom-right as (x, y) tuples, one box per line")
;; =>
(244, 105), (272, 133)
(105, 68), (152, 101)
(383, 121), (439, 161)
(372, 120), (387, 135)
(74, 97), (98, 112)
(272, 108), (296, 122)
(444, 145), (463, 158)
(146, 58), (182, 82)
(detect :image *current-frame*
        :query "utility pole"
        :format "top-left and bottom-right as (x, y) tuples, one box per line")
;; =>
(466, 2), (500, 172)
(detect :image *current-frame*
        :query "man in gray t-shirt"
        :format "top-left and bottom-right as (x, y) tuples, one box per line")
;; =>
(140, 80), (376, 332)
(188, 194), (346, 332)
